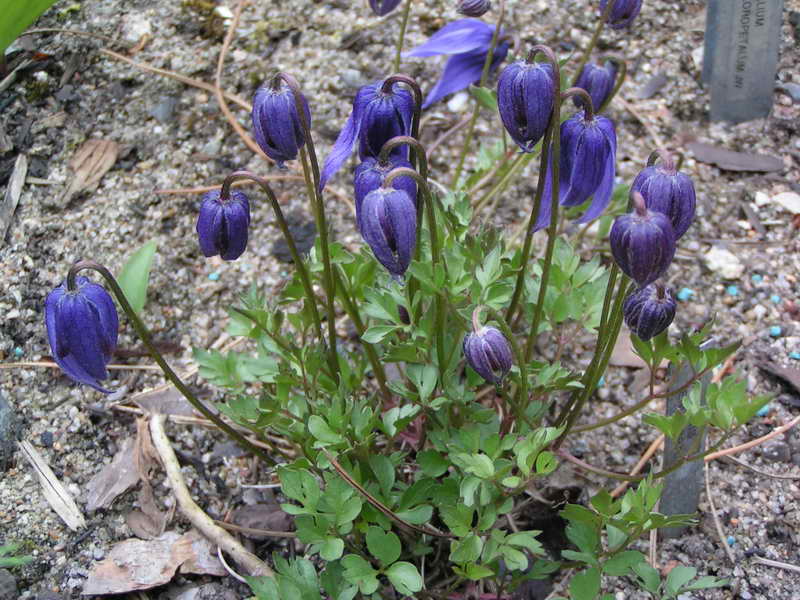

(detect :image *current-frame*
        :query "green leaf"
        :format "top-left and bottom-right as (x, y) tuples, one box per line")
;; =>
(368, 455), (395, 497)
(117, 240), (157, 314)
(417, 450), (449, 477)
(665, 565), (696, 596)
(365, 526), (401, 566)
(632, 560), (661, 594)
(602, 551), (645, 576)
(361, 325), (399, 344)
(319, 537), (344, 561)
(341, 554), (379, 595)
(683, 575), (728, 591)
(308, 416), (342, 444)
(385, 561), (423, 596)
(469, 84), (498, 111)
(450, 533), (483, 564)
(407, 363), (438, 402)
(246, 575), (280, 599)
(569, 567), (601, 600)
(1, 0), (59, 54)
(565, 521), (600, 554)
(535, 451), (558, 475)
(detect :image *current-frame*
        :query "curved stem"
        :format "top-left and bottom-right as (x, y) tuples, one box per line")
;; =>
(378, 135), (428, 182)
(67, 261), (274, 464)
(221, 171), (323, 345)
(393, 0), (413, 72)
(450, 0), (506, 187)
(505, 44), (562, 325)
(523, 48), (563, 362)
(570, 0), (617, 87)
(597, 54), (627, 113)
(382, 74), (423, 169)
(276, 72), (340, 382)
(561, 87), (595, 121)
(645, 148), (679, 172)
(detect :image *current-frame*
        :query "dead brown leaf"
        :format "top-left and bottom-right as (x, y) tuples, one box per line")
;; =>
(134, 385), (196, 417)
(82, 531), (193, 595)
(687, 141), (783, 172)
(86, 437), (139, 512)
(60, 138), (118, 203)
(176, 529), (226, 576)
(231, 503), (294, 540)
(128, 417), (170, 539)
(0, 154), (27, 247)
(610, 332), (648, 369)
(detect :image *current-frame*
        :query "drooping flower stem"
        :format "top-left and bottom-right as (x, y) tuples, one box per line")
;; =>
(66, 260), (275, 465)
(277, 72), (340, 382)
(571, 0), (618, 87)
(553, 275), (630, 449)
(221, 170), (324, 346)
(450, 0), (506, 188)
(381, 75), (423, 170)
(597, 54), (627, 112)
(561, 87), (595, 121)
(504, 45), (562, 325)
(331, 268), (392, 404)
(393, 0), (413, 72)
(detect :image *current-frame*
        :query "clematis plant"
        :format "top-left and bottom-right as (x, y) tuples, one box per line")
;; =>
(44, 3), (759, 599)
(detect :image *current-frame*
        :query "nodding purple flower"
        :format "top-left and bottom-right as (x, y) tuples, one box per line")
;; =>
(251, 82), (311, 169)
(498, 60), (556, 152)
(359, 188), (417, 277)
(610, 193), (676, 287)
(320, 80), (414, 190)
(600, 0), (643, 29)
(573, 61), (618, 112)
(196, 190), (251, 261)
(403, 19), (510, 109)
(623, 283), (676, 341)
(631, 161), (696, 240)
(45, 276), (119, 393)
(535, 111), (617, 229)
(354, 157), (417, 231)
(369, 0), (402, 16)
(457, 0), (491, 17)
(463, 326), (513, 384)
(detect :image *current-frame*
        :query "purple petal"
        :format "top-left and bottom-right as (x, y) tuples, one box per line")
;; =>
(403, 19), (493, 58)
(422, 49), (487, 109)
(320, 110), (360, 191)
(196, 194), (225, 257)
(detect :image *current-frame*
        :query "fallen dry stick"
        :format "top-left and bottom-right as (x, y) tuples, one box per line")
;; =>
(149, 414), (273, 577)
(705, 414), (800, 462)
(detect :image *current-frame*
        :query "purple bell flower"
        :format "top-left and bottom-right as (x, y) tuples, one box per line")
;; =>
(610, 192), (676, 287)
(320, 80), (414, 190)
(573, 60), (618, 112)
(45, 276), (119, 393)
(463, 326), (513, 384)
(535, 111), (617, 229)
(360, 187), (417, 277)
(600, 0), (643, 29)
(631, 162), (696, 240)
(498, 60), (556, 152)
(354, 157), (417, 230)
(369, 0), (402, 16)
(457, 0), (491, 17)
(403, 19), (510, 109)
(623, 283), (676, 341)
(196, 189), (251, 261)
(251, 82), (311, 169)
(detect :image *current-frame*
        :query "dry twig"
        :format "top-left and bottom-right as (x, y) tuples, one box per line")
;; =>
(149, 414), (273, 576)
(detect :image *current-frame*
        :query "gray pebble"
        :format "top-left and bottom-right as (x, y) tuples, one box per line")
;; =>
(761, 441), (791, 463)
(149, 95), (180, 124)
(0, 570), (17, 600)
(0, 392), (20, 472)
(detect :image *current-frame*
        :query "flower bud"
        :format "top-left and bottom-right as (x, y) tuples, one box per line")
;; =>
(457, 0), (491, 17)
(631, 162), (696, 240)
(573, 60), (617, 112)
(45, 276), (119, 392)
(463, 326), (513, 384)
(498, 60), (556, 152)
(252, 82), (311, 168)
(610, 192), (676, 287)
(354, 157), (417, 231)
(623, 283), (676, 341)
(369, 0), (402, 15)
(196, 190), (251, 261)
(359, 188), (417, 277)
(600, 0), (643, 29)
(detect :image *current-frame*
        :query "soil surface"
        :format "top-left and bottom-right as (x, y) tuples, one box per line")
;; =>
(1, 0), (799, 598)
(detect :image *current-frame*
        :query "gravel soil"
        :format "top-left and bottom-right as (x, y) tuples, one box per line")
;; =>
(0, 0), (799, 598)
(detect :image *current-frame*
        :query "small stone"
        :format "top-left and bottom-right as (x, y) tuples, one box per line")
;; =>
(121, 13), (152, 44)
(769, 326), (782, 337)
(704, 246), (745, 279)
(792, 453), (800, 467)
(761, 441), (791, 463)
(772, 191), (800, 214)
(754, 191), (770, 206)
(677, 288), (695, 302)
(756, 403), (771, 417)
(447, 91), (470, 112)
(789, 352), (800, 360)
(40, 431), (54, 448)
(751, 274), (763, 284)
(149, 96), (179, 123)
(13, 347), (22, 357)
(207, 272), (220, 281)
(0, 570), (17, 600)
(726, 285), (739, 296)
(0, 393), (20, 472)
(770, 294), (781, 304)
(726, 535), (736, 546)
